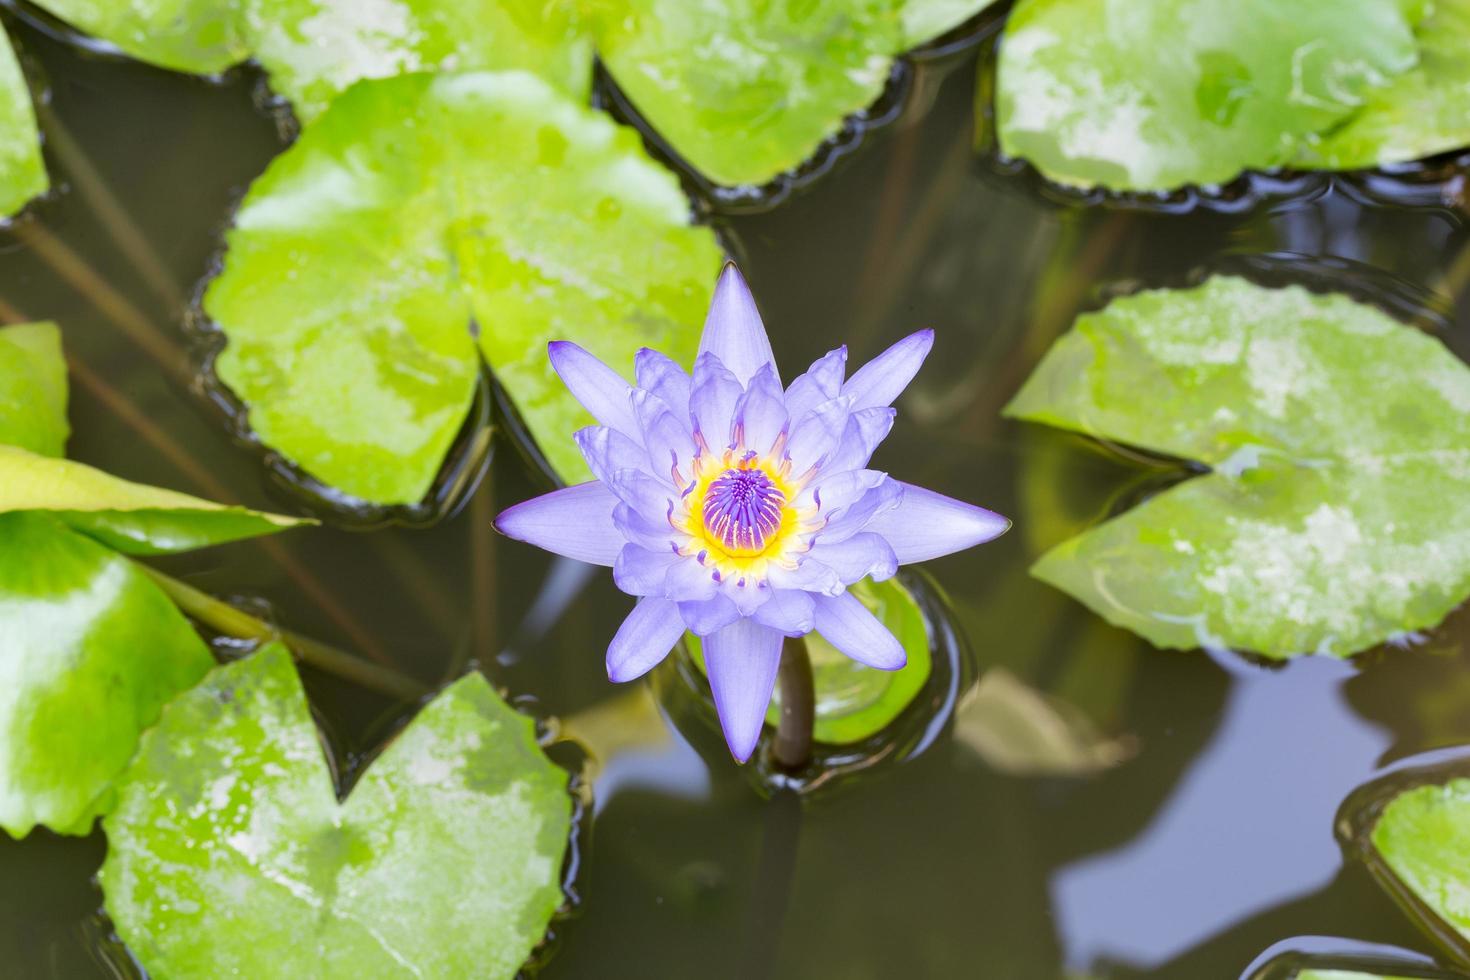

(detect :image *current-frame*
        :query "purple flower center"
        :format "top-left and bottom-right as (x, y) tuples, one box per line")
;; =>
(702, 466), (786, 554)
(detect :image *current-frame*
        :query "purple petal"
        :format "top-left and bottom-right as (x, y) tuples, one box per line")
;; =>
(607, 598), (685, 682)
(633, 390), (696, 478)
(705, 617), (784, 762)
(613, 502), (681, 553)
(812, 592), (905, 670)
(635, 348), (692, 417)
(698, 264), (778, 387)
(690, 352), (742, 449)
(613, 544), (681, 596)
(666, 554), (720, 602)
(679, 594), (741, 635)
(494, 482), (624, 566)
(823, 407), (896, 475)
(784, 346), (847, 420)
(724, 576), (771, 616)
(865, 482), (1010, 563)
(766, 558), (843, 596)
(805, 532), (898, 584)
(801, 468), (887, 514)
(843, 330), (934, 411)
(607, 468), (678, 516)
(751, 588), (815, 635)
(574, 426), (648, 485)
(784, 395), (851, 472)
(733, 363), (789, 455)
(816, 478), (903, 543)
(548, 341), (638, 436)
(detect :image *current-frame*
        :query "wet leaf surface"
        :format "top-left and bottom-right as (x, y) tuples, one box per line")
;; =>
(1371, 777), (1470, 953)
(993, 0), (1422, 191)
(0, 512), (213, 837)
(101, 645), (573, 979)
(596, 0), (1000, 187)
(206, 70), (719, 503)
(1007, 276), (1470, 659)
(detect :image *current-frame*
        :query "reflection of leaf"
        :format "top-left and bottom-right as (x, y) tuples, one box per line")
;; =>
(0, 40), (45, 219)
(688, 577), (932, 745)
(101, 645), (572, 979)
(0, 323), (66, 457)
(596, 0), (1000, 187)
(954, 668), (1135, 776)
(1300, 0), (1470, 170)
(1006, 277), (1470, 659)
(206, 70), (720, 503)
(993, 0), (1421, 191)
(0, 512), (213, 837)
(31, 0), (592, 121)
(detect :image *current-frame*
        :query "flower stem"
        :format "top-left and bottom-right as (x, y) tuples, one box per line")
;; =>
(772, 635), (815, 770)
(138, 564), (429, 703)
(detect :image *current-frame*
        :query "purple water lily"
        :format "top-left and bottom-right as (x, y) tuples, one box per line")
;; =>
(496, 265), (1009, 762)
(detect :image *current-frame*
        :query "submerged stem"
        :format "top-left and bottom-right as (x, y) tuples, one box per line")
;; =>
(772, 636), (815, 771)
(139, 564), (428, 702)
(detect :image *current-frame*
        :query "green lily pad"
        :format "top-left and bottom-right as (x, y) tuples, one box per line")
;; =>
(1370, 777), (1470, 952)
(1005, 276), (1470, 659)
(0, 322), (67, 457)
(0, 37), (46, 219)
(0, 511), (214, 837)
(688, 577), (932, 745)
(205, 70), (719, 503)
(992, 0), (1421, 192)
(595, 0), (999, 188)
(0, 444), (308, 554)
(100, 644), (573, 979)
(31, 0), (592, 121)
(1300, 0), (1470, 170)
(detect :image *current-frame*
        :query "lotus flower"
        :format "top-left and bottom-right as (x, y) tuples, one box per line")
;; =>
(496, 265), (1009, 761)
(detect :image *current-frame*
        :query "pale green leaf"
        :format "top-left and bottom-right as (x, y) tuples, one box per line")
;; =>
(31, 0), (592, 121)
(0, 322), (67, 457)
(595, 0), (998, 187)
(100, 644), (573, 980)
(1298, 0), (1470, 170)
(0, 444), (307, 554)
(688, 577), (932, 744)
(1371, 777), (1470, 952)
(0, 37), (46, 219)
(1005, 276), (1470, 659)
(993, 0), (1421, 191)
(0, 511), (214, 838)
(206, 70), (720, 503)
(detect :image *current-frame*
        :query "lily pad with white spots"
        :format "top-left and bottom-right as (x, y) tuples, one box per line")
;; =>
(205, 70), (720, 503)
(0, 511), (214, 837)
(595, 0), (1001, 188)
(688, 577), (933, 745)
(992, 0), (1423, 192)
(100, 644), (573, 979)
(1005, 276), (1470, 659)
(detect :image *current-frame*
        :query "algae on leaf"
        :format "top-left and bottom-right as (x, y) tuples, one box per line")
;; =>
(596, 0), (1000, 188)
(101, 645), (573, 980)
(993, 0), (1422, 191)
(206, 70), (720, 503)
(1006, 276), (1470, 659)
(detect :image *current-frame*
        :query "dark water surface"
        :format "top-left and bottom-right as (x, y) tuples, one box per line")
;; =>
(4, 8), (1470, 978)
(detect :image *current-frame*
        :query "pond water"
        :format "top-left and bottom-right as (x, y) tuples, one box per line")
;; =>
(4, 7), (1470, 978)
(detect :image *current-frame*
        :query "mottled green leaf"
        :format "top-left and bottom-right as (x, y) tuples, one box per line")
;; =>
(206, 70), (719, 503)
(0, 322), (67, 457)
(0, 511), (214, 837)
(993, 0), (1420, 191)
(1371, 777), (1470, 952)
(0, 444), (306, 554)
(1006, 276), (1470, 659)
(32, 0), (249, 74)
(689, 577), (932, 744)
(596, 0), (999, 187)
(31, 0), (591, 121)
(1299, 0), (1470, 170)
(0, 38), (46, 219)
(101, 644), (573, 979)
